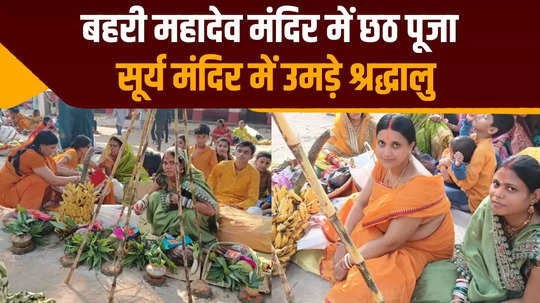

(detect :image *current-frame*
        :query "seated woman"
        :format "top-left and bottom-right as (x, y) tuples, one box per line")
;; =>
(320, 114), (455, 303)
(215, 137), (233, 163)
(97, 135), (150, 184)
(407, 113), (454, 160)
(412, 154), (540, 303)
(54, 135), (96, 175)
(7, 107), (30, 133)
(323, 113), (376, 159)
(317, 113), (376, 197)
(0, 131), (80, 210)
(28, 109), (43, 131)
(211, 119), (232, 145)
(132, 148), (218, 245)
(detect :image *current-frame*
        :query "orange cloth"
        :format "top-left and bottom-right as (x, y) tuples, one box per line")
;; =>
(207, 160), (260, 209)
(13, 113), (30, 131)
(325, 114), (376, 157)
(320, 161), (454, 303)
(190, 145), (218, 179)
(96, 158), (116, 204)
(0, 149), (57, 209)
(28, 115), (42, 130)
(448, 137), (496, 212)
(54, 148), (79, 169)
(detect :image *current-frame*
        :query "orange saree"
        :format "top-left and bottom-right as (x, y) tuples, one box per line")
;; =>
(54, 148), (79, 169)
(320, 162), (455, 303)
(0, 149), (57, 209)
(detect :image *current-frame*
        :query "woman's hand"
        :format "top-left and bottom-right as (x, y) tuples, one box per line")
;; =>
(429, 114), (442, 122)
(70, 175), (80, 183)
(333, 243), (349, 281)
(133, 200), (145, 215)
(170, 193), (180, 205)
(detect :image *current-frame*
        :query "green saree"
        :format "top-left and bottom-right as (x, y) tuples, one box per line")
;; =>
(100, 135), (150, 183)
(147, 150), (218, 245)
(408, 114), (454, 160)
(412, 197), (540, 302)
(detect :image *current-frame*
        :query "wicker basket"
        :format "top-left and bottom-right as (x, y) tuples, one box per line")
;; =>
(202, 241), (269, 293)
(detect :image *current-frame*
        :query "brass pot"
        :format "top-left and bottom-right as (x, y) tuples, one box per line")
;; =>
(145, 263), (166, 279)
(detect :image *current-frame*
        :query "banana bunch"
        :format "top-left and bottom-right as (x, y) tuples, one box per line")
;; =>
(272, 185), (315, 268)
(58, 182), (98, 226)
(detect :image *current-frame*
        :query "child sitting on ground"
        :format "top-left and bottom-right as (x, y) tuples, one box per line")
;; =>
(439, 114), (514, 213)
(438, 136), (477, 183)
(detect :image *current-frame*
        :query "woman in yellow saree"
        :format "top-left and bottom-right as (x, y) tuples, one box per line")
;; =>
(323, 113), (376, 158)
(320, 114), (455, 303)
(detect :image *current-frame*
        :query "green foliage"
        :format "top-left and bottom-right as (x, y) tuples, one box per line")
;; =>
(64, 232), (115, 270)
(3, 206), (53, 245)
(145, 242), (177, 273)
(206, 250), (264, 291)
(122, 237), (149, 271)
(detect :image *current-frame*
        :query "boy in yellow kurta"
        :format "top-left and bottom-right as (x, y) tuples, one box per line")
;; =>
(438, 114), (514, 212)
(190, 124), (218, 180)
(207, 141), (260, 210)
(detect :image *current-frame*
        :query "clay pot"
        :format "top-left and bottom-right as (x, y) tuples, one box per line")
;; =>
(11, 233), (32, 248)
(101, 261), (123, 276)
(145, 263), (167, 279)
(245, 286), (259, 297)
(59, 255), (78, 268)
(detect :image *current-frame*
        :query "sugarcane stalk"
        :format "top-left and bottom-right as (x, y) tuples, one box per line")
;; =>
(79, 146), (95, 184)
(272, 245), (293, 303)
(272, 113), (385, 303)
(174, 109), (193, 303)
(108, 109), (156, 303)
(114, 109), (155, 226)
(181, 109), (204, 278)
(64, 111), (139, 285)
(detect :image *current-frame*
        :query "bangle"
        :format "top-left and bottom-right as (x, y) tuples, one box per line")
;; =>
(140, 198), (149, 208)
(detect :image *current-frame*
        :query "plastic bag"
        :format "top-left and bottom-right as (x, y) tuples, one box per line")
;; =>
(296, 226), (331, 250)
(95, 204), (141, 228)
(112, 179), (124, 202)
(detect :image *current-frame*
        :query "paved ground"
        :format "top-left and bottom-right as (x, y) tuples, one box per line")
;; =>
(270, 112), (471, 303)
(0, 116), (271, 303)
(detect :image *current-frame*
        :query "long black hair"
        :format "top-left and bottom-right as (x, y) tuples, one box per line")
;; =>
(8, 130), (58, 176)
(215, 137), (232, 162)
(376, 114), (416, 145)
(499, 154), (540, 214)
(70, 135), (92, 150)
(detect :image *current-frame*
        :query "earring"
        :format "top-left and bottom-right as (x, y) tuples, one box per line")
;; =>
(528, 204), (535, 215)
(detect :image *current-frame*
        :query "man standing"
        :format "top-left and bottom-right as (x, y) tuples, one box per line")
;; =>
(113, 108), (129, 136)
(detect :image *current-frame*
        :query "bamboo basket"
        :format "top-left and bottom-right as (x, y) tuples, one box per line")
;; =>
(201, 241), (270, 294)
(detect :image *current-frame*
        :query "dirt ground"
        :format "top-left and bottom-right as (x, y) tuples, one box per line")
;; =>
(0, 115), (271, 303)
(270, 112), (471, 303)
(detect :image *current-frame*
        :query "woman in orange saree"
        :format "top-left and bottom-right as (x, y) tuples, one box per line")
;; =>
(0, 131), (79, 210)
(320, 114), (455, 303)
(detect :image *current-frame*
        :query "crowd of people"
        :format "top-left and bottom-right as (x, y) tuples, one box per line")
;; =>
(0, 107), (272, 249)
(309, 113), (540, 303)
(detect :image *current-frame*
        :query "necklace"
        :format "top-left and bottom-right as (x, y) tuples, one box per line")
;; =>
(503, 213), (533, 238)
(384, 157), (410, 188)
